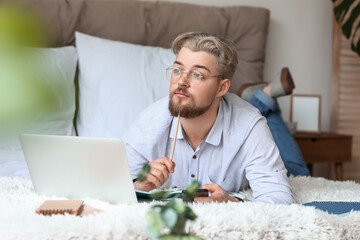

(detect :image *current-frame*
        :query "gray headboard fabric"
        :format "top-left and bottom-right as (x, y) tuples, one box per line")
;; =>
(9, 0), (270, 95)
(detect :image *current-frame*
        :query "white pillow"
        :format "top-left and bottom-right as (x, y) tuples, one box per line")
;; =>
(75, 32), (175, 138)
(0, 46), (77, 152)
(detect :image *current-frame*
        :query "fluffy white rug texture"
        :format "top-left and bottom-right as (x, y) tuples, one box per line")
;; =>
(1, 176), (360, 240)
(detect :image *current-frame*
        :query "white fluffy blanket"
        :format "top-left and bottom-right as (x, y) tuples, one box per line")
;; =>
(1, 176), (360, 240)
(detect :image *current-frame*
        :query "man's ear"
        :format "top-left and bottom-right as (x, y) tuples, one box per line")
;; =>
(216, 79), (231, 97)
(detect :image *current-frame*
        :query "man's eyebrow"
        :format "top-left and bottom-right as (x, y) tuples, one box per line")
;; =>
(193, 65), (211, 73)
(173, 61), (211, 73)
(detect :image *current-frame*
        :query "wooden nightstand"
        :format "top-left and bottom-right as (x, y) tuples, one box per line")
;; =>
(294, 132), (352, 181)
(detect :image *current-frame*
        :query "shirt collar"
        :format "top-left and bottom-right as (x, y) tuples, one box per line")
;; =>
(204, 100), (223, 146)
(170, 115), (184, 139)
(169, 99), (223, 146)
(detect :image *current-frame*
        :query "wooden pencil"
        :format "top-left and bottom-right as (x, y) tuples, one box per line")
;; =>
(170, 113), (180, 162)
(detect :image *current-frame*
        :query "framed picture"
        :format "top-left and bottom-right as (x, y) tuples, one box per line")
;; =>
(290, 94), (321, 133)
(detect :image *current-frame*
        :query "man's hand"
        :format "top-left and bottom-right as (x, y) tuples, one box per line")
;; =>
(194, 184), (240, 203)
(134, 157), (175, 192)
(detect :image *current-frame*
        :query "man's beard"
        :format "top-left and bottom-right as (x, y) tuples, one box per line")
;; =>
(168, 87), (213, 118)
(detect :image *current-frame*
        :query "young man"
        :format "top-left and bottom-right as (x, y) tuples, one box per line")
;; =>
(124, 32), (295, 204)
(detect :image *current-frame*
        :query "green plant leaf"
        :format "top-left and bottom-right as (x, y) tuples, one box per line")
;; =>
(187, 235), (204, 240)
(143, 163), (151, 173)
(173, 199), (186, 214)
(137, 171), (147, 182)
(185, 208), (197, 221)
(186, 181), (201, 194)
(332, 0), (360, 56)
(158, 234), (204, 240)
(161, 208), (178, 229)
(151, 190), (170, 199)
(146, 208), (164, 239)
(172, 216), (186, 235)
(351, 21), (360, 55)
(351, 33), (360, 55)
(0, 5), (47, 48)
(181, 194), (194, 203)
(341, 2), (360, 38)
(136, 163), (151, 182)
(182, 181), (201, 202)
(152, 204), (165, 209)
(334, 0), (354, 23)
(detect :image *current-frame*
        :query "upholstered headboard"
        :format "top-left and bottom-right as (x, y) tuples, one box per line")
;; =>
(15, 0), (270, 94)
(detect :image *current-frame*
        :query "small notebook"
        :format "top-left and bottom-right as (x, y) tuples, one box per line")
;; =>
(303, 201), (360, 215)
(35, 200), (84, 216)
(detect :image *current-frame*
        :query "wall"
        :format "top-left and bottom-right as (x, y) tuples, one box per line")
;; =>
(149, 0), (334, 132)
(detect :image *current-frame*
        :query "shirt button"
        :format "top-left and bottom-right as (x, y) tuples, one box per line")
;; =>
(192, 155), (197, 159)
(191, 174), (195, 178)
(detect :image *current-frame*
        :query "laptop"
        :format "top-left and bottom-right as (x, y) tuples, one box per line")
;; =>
(19, 134), (138, 204)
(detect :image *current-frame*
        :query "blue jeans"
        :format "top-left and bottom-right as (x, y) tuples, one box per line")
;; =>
(248, 90), (310, 176)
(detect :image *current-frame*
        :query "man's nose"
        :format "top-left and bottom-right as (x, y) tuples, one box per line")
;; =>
(177, 73), (189, 86)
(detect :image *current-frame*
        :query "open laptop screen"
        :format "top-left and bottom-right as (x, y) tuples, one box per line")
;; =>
(20, 134), (137, 204)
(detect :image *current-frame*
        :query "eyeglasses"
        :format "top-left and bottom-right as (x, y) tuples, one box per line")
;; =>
(166, 67), (221, 87)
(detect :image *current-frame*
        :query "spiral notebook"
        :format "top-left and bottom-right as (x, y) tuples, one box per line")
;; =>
(35, 200), (84, 216)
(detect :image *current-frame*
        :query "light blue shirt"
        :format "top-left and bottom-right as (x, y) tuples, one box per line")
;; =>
(124, 93), (295, 204)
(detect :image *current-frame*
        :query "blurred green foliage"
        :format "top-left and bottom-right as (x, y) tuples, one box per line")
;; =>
(146, 181), (202, 240)
(137, 163), (151, 182)
(0, 5), (46, 48)
(146, 197), (200, 240)
(137, 165), (203, 239)
(0, 4), (56, 134)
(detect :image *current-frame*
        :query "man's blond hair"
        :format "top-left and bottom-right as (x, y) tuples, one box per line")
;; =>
(171, 32), (238, 80)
